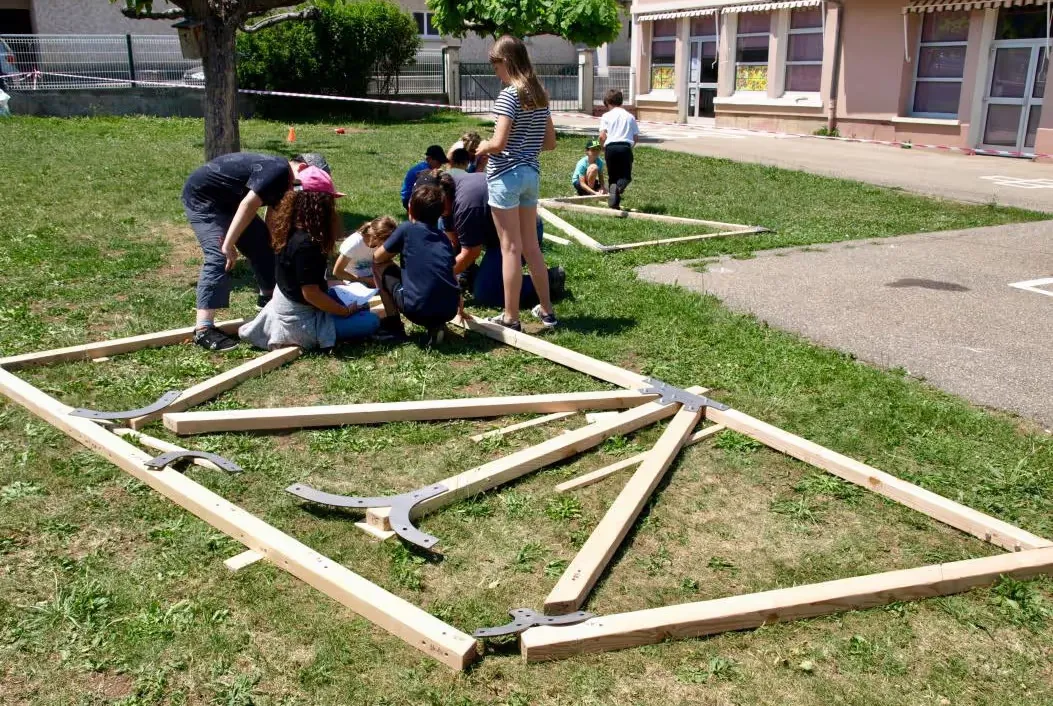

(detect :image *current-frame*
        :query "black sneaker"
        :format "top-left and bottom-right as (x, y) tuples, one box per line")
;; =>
(256, 293), (272, 310)
(608, 184), (621, 210)
(194, 326), (238, 352)
(530, 304), (559, 329)
(425, 326), (447, 347)
(548, 266), (566, 300)
(487, 314), (522, 332)
(373, 316), (408, 342)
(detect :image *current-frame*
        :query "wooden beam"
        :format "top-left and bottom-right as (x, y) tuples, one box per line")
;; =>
(707, 407), (1052, 552)
(0, 320), (244, 371)
(364, 389), (708, 533)
(585, 412), (622, 424)
(543, 403), (705, 614)
(453, 316), (649, 391)
(601, 228), (766, 252)
(224, 549), (264, 572)
(164, 390), (652, 435)
(538, 199), (751, 230)
(556, 424), (725, 493)
(543, 233), (572, 246)
(537, 207), (607, 252)
(0, 367), (478, 670)
(113, 427), (223, 472)
(521, 546), (1053, 662)
(471, 411), (577, 442)
(128, 346), (302, 430)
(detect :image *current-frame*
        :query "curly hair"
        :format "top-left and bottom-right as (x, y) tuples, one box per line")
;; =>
(357, 216), (397, 249)
(460, 132), (482, 154)
(269, 190), (337, 255)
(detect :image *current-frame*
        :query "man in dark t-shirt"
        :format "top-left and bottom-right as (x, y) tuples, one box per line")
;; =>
(181, 152), (311, 351)
(373, 181), (460, 345)
(441, 171), (563, 309)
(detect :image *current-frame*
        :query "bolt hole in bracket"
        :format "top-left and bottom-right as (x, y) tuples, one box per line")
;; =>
(145, 450), (244, 475)
(473, 608), (595, 639)
(285, 483), (449, 550)
(640, 377), (729, 412)
(69, 390), (183, 421)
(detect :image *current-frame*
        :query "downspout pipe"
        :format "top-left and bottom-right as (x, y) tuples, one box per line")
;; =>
(826, 0), (845, 133)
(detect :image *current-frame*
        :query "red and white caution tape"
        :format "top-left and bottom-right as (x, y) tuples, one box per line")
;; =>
(554, 111), (1051, 161)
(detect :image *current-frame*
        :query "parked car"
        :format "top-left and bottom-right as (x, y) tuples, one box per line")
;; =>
(0, 38), (20, 89)
(182, 67), (204, 85)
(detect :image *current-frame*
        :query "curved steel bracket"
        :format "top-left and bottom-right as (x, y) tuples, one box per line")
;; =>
(145, 450), (243, 475)
(473, 608), (595, 639)
(70, 390), (182, 421)
(286, 482), (448, 550)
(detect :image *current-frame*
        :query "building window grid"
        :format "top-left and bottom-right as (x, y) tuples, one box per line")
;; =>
(910, 13), (970, 118)
(413, 11), (440, 38)
(735, 14), (771, 92)
(649, 19), (678, 91)
(785, 11), (823, 93)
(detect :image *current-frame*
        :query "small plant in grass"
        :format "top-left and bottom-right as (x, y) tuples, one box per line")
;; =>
(1, 481), (44, 503)
(388, 543), (426, 591)
(707, 556), (736, 572)
(714, 430), (762, 454)
(770, 496), (821, 524)
(545, 496), (583, 522)
(637, 547), (672, 576)
(0, 536), (17, 555)
(500, 491), (532, 519)
(544, 559), (569, 577)
(813, 126), (841, 138)
(679, 577), (700, 593)
(512, 542), (546, 573)
(794, 472), (863, 503)
(568, 528), (590, 549)
(675, 655), (740, 683)
(478, 432), (511, 453)
(601, 435), (642, 455)
(210, 672), (260, 706)
(991, 576), (1051, 629)
(453, 496), (495, 520)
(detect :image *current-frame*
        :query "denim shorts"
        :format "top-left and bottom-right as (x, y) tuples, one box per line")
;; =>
(488, 165), (540, 209)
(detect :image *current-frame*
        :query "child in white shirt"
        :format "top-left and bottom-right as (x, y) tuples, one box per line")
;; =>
(599, 89), (640, 210)
(334, 216), (397, 287)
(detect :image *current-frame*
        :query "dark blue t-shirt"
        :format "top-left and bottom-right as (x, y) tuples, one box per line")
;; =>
(401, 161), (430, 208)
(445, 171), (499, 250)
(383, 221), (459, 320)
(182, 152), (291, 214)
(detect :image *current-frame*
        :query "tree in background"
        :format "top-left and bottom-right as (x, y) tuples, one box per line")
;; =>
(427, 0), (621, 47)
(116, 0), (320, 158)
(238, 1), (419, 99)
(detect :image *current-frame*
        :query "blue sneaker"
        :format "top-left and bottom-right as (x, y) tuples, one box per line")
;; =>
(530, 305), (559, 329)
(487, 314), (522, 332)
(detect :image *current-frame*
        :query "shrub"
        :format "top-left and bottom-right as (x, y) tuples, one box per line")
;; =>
(237, 0), (421, 98)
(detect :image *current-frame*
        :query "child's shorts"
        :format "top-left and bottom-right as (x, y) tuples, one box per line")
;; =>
(487, 165), (540, 210)
(380, 265), (451, 331)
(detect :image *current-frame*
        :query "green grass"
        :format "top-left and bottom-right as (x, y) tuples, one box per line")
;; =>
(0, 114), (1051, 705)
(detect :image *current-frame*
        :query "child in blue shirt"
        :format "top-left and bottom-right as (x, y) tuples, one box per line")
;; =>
(571, 139), (606, 196)
(400, 145), (446, 210)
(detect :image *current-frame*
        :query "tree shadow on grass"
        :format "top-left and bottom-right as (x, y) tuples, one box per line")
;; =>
(555, 315), (636, 338)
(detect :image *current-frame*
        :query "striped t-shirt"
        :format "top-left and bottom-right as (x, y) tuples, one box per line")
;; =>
(486, 85), (550, 181)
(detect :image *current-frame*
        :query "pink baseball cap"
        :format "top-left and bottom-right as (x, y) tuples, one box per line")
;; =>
(296, 165), (346, 198)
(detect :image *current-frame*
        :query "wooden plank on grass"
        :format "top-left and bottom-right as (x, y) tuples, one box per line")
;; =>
(555, 424), (725, 492)
(543, 403), (705, 614)
(224, 549), (263, 572)
(601, 228), (767, 251)
(522, 546), (1053, 662)
(113, 427), (223, 472)
(0, 367), (478, 670)
(538, 199), (751, 231)
(707, 407), (1052, 552)
(537, 207), (607, 252)
(0, 320), (245, 371)
(453, 316), (649, 391)
(364, 389), (708, 533)
(165, 390), (653, 435)
(471, 411), (577, 442)
(128, 346), (302, 430)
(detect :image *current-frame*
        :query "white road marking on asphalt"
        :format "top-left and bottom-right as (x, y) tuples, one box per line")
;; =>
(980, 176), (1053, 189)
(1008, 277), (1053, 297)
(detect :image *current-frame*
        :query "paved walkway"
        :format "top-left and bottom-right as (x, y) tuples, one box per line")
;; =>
(552, 113), (1053, 213)
(637, 222), (1053, 428)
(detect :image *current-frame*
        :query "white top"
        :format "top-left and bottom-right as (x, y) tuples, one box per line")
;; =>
(600, 107), (639, 145)
(338, 232), (374, 279)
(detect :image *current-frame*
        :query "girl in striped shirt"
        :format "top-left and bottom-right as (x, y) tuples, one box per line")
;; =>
(476, 35), (559, 330)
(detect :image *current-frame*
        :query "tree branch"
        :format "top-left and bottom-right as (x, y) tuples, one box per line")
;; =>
(241, 7), (320, 33)
(120, 7), (185, 19)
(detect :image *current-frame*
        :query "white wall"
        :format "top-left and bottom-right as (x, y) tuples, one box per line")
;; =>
(31, 0), (178, 34)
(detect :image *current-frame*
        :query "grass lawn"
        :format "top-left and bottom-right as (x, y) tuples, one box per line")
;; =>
(0, 113), (1051, 706)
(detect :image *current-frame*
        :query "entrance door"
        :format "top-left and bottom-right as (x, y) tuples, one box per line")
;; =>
(980, 42), (1046, 151)
(688, 37), (719, 120)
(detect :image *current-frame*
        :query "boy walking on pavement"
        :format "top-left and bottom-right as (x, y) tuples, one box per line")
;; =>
(182, 152), (315, 351)
(599, 89), (640, 209)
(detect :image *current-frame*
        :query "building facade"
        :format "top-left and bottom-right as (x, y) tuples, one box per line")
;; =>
(0, 0), (178, 34)
(629, 0), (1050, 154)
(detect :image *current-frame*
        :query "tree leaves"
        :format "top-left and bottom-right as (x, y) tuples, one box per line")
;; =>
(428, 0), (622, 46)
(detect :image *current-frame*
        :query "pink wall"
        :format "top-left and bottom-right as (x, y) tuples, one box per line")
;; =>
(837, 0), (913, 118)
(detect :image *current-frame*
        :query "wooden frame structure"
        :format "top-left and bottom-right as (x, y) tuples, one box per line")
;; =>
(1, 314), (1050, 671)
(538, 195), (768, 253)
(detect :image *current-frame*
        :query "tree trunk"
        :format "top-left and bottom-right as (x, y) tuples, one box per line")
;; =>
(201, 16), (240, 159)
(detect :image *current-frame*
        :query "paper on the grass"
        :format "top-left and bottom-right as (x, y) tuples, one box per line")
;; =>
(331, 282), (378, 307)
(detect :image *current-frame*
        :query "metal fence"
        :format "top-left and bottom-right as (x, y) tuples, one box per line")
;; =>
(460, 62), (580, 114)
(367, 49), (444, 95)
(594, 66), (634, 105)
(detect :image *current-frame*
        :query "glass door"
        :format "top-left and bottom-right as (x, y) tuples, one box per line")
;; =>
(688, 37), (719, 120)
(981, 42), (1045, 151)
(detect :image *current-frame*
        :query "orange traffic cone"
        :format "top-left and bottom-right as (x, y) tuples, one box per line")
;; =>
(286, 125), (296, 143)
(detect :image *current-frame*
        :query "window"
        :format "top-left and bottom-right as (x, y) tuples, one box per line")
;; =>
(650, 19), (677, 91)
(785, 8), (823, 92)
(735, 12), (771, 92)
(911, 11), (969, 117)
(413, 11), (440, 37)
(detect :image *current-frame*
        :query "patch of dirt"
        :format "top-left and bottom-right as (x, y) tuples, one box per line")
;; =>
(84, 671), (135, 699)
(149, 223), (203, 285)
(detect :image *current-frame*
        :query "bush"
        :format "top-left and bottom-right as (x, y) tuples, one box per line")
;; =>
(237, 0), (420, 98)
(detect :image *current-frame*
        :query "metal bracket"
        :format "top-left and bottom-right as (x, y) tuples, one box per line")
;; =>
(144, 450), (243, 475)
(639, 377), (729, 412)
(69, 390), (182, 421)
(473, 608), (595, 639)
(285, 482), (448, 550)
